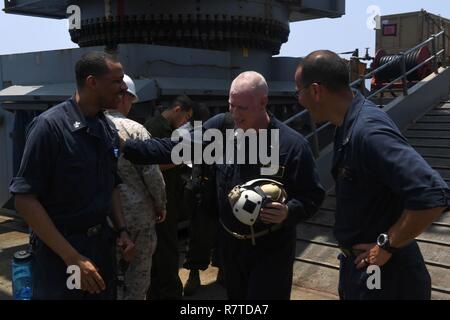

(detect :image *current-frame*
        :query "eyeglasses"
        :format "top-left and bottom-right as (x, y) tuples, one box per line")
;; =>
(294, 87), (308, 99)
(293, 82), (321, 99)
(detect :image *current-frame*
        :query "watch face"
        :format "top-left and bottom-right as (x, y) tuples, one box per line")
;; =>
(377, 234), (388, 246)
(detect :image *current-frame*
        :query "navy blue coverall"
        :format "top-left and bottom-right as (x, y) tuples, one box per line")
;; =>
(333, 92), (450, 300)
(10, 98), (121, 300)
(123, 113), (325, 299)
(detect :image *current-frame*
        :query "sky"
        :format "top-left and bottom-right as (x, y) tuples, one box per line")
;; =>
(279, 0), (450, 58)
(0, 0), (449, 57)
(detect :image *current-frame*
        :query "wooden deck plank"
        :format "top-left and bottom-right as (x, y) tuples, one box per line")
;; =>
(414, 147), (450, 157)
(293, 260), (339, 296)
(418, 115), (450, 123)
(407, 138), (450, 147)
(423, 157), (450, 167)
(305, 210), (450, 228)
(434, 168), (450, 179)
(408, 123), (450, 130)
(427, 110), (450, 115)
(405, 130), (450, 138)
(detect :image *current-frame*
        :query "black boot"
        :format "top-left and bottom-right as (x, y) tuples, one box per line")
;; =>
(216, 268), (225, 287)
(183, 269), (201, 296)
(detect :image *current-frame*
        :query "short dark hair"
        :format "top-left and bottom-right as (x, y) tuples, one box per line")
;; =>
(170, 95), (194, 113)
(75, 51), (118, 88)
(192, 102), (210, 122)
(297, 50), (350, 92)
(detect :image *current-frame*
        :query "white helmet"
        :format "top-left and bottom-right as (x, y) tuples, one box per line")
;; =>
(123, 74), (139, 103)
(228, 178), (287, 226)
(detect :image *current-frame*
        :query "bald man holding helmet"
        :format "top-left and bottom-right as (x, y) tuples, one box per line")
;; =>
(120, 71), (325, 299)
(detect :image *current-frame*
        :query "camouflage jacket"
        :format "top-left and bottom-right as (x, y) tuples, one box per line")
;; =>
(105, 111), (166, 229)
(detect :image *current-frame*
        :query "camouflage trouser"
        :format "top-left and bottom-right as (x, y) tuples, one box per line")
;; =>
(117, 227), (157, 300)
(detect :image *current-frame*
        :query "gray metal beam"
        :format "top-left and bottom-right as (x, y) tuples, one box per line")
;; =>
(288, 0), (345, 22)
(3, 0), (68, 18)
(3, 0), (345, 22)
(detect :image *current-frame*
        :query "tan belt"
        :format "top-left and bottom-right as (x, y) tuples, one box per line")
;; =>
(220, 219), (282, 244)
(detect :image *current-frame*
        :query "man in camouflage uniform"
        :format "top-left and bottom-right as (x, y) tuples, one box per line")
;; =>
(106, 75), (167, 300)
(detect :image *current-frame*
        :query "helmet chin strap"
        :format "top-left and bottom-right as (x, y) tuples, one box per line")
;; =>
(253, 186), (269, 206)
(250, 186), (266, 245)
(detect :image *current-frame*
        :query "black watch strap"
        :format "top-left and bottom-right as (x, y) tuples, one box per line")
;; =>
(382, 244), (398, 254)
(377, 233), (398, 254)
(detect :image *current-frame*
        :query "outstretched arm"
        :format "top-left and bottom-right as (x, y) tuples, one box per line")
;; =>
(122, 136), (177, 165)
(120, 113), (227, 165)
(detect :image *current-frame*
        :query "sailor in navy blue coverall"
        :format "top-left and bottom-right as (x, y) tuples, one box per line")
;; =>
(295, 50), (449, 300)
(121, 71), (325, 299)
(10, 52), (135, 299)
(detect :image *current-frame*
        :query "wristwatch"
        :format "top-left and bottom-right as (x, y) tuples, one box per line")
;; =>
(376, 233), (397, 254)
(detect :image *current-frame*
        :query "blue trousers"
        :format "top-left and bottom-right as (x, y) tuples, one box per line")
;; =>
(31, 227), (117, 300)
(219, 226), (296, 300)
(338, 241), (431, 300)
